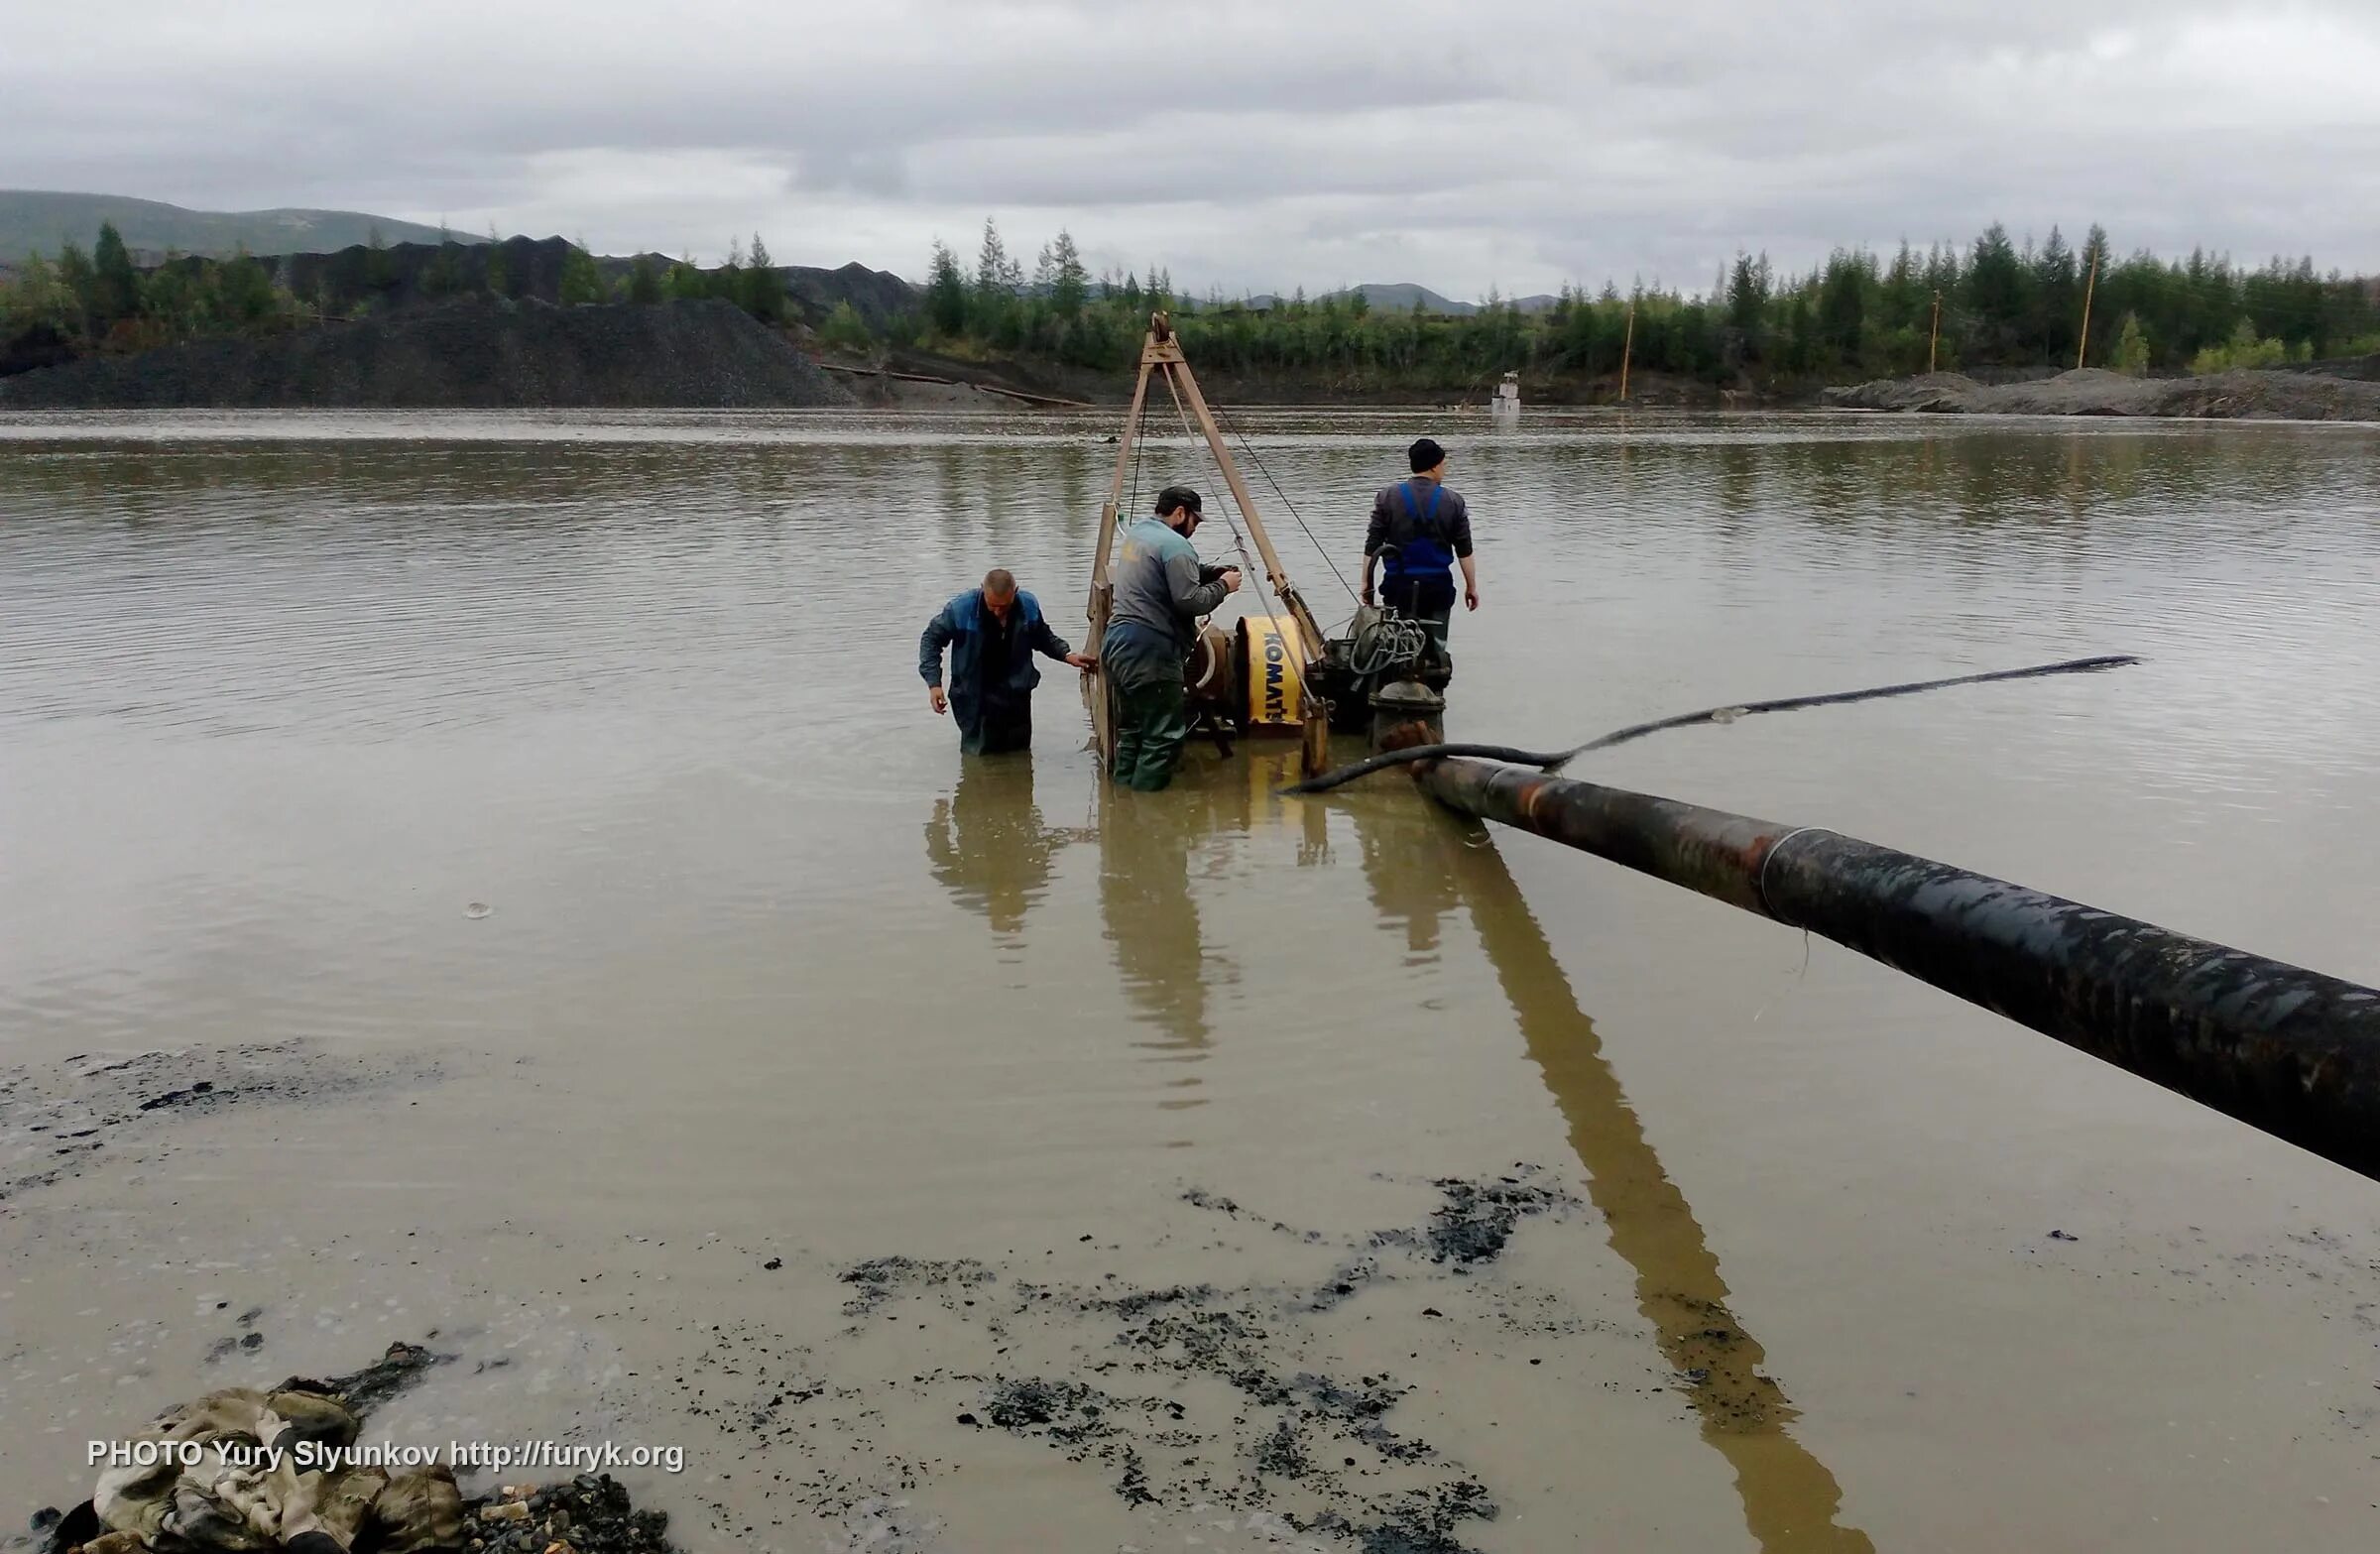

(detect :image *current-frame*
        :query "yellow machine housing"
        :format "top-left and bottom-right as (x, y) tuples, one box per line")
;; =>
(1235, 616), (1308, 736)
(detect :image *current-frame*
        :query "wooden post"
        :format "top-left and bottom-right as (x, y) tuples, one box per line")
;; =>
(1084, 325), (1162, 769)
(2076, 250), (2100, 370)
(1928, 290), (1941, 374)
(1618, 298), (1636, 402)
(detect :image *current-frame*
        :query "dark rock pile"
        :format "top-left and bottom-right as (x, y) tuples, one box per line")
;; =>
(0, 297), (856, 411)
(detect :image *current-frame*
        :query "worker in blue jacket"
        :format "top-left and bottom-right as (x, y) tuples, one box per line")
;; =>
(920, 568), (1096, 754)
(1360, 436), (1478, 657)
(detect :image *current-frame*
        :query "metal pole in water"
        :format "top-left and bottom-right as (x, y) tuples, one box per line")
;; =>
(1413, 757), (2380, 1183)
(2077, 248), (2100, 370)
(1619, 296), (1636, 402)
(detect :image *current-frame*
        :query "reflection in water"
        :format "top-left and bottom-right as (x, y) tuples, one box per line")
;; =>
(922, 756), (1076, 946)
(1351, 799), (1874, 1553)
(1093, 752), (1328, 1139)
(1697, 425), (2254, 534)
(1099, 781), (1215, 1122)
(1355, 795), (1458, 964)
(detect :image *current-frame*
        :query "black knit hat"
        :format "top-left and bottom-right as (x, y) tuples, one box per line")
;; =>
(1153, 485), (1204, 517)
(1407, 437), (1446, 473)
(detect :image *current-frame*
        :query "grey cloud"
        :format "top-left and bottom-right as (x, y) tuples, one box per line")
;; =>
(3, 0), (2372, 298)
(790, 146), (910, 198)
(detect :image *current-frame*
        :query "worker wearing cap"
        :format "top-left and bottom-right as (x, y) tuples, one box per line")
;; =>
(1101, 486), (1242, 790)
(1360, 436), (1477, 656)
(920, 567), (1096, 754)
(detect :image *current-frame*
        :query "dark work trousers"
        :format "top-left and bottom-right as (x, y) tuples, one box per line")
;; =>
(1380, 572), (1458, 663)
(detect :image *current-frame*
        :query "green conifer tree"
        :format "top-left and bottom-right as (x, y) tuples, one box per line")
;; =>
(2112, 312), (2152, 375)
(92, 221), (144, 326)
(743, 233), (785, 321)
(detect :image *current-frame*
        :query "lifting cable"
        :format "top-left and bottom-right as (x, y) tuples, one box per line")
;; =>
(1125, 394), (1148, 535)
(1204, 397), (1364, 608)
(1281, 654), (2144, 794)
(1158, 363), (1298, 657)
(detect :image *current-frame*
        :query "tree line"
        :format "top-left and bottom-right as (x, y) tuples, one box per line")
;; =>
(7, 214), (2376, 390)
(904, 218), (2380, 390)
(0, 222), (291, 362)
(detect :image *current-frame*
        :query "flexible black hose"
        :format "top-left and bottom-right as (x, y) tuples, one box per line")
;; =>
(1281, 654), (2143, 795)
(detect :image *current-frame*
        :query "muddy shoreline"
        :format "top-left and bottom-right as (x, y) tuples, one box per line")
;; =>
(0, 1033), (1678, 1554)
(1, 1041), (448, 1204)
(13, 329), (2377, 417)
(1823, 364), (2380, 420)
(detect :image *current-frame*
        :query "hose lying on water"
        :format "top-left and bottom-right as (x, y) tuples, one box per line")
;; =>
(1281, 654), (2144, 795)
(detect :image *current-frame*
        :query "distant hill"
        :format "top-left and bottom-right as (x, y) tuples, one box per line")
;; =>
(1340, 283), (1475, 314)
(1235, 283), (1562, 315)
(1239, 284), (1474, 314)
(0, 190), (470, 261)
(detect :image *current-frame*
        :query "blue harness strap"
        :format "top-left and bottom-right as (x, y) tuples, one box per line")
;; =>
(1382, 480), (1453, 579)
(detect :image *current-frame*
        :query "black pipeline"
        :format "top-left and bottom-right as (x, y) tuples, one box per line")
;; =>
(1415, 757), (2380, 1183)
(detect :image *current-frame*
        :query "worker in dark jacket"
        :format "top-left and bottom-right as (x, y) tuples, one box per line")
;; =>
(1360, 436), (1477, 656)
(920, 568), (1095, 754)
(1102, 486), (1241, 791)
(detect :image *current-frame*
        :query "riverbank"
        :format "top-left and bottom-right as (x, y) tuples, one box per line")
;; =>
(1823, 365), (2380, 420)
(811, 344), (1762, 412)
(18, 299), (2373, 417)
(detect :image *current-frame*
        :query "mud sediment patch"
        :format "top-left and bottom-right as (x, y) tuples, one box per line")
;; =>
(0, 1041), (445, 1203)
(837, 1255), (994, 1316)
(1421, 1174), (1570, 1264)
(814, 1168), (1593, 1553)
(278, 1336), (455, 1415)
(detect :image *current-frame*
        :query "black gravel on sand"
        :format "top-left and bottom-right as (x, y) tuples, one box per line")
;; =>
(467, 1476), (675, 1554)
(832, 1170), (1593, 1554)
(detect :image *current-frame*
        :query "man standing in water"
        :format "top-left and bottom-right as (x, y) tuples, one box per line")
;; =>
(1360, 436), (1478, 656)
(1102, 486), (1241, 791)
(920, 568), (1095, 754)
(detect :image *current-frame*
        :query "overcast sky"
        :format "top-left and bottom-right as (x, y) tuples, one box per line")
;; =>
(7, 0), (2375, 299)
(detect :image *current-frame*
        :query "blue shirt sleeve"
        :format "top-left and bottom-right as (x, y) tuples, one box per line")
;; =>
(919, 602), (957, 686)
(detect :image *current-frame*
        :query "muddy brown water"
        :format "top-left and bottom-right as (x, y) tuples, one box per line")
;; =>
(2, 409), (2377, 1552)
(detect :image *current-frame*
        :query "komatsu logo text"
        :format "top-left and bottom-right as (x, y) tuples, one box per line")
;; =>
(1262, 632), (1287, 721)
